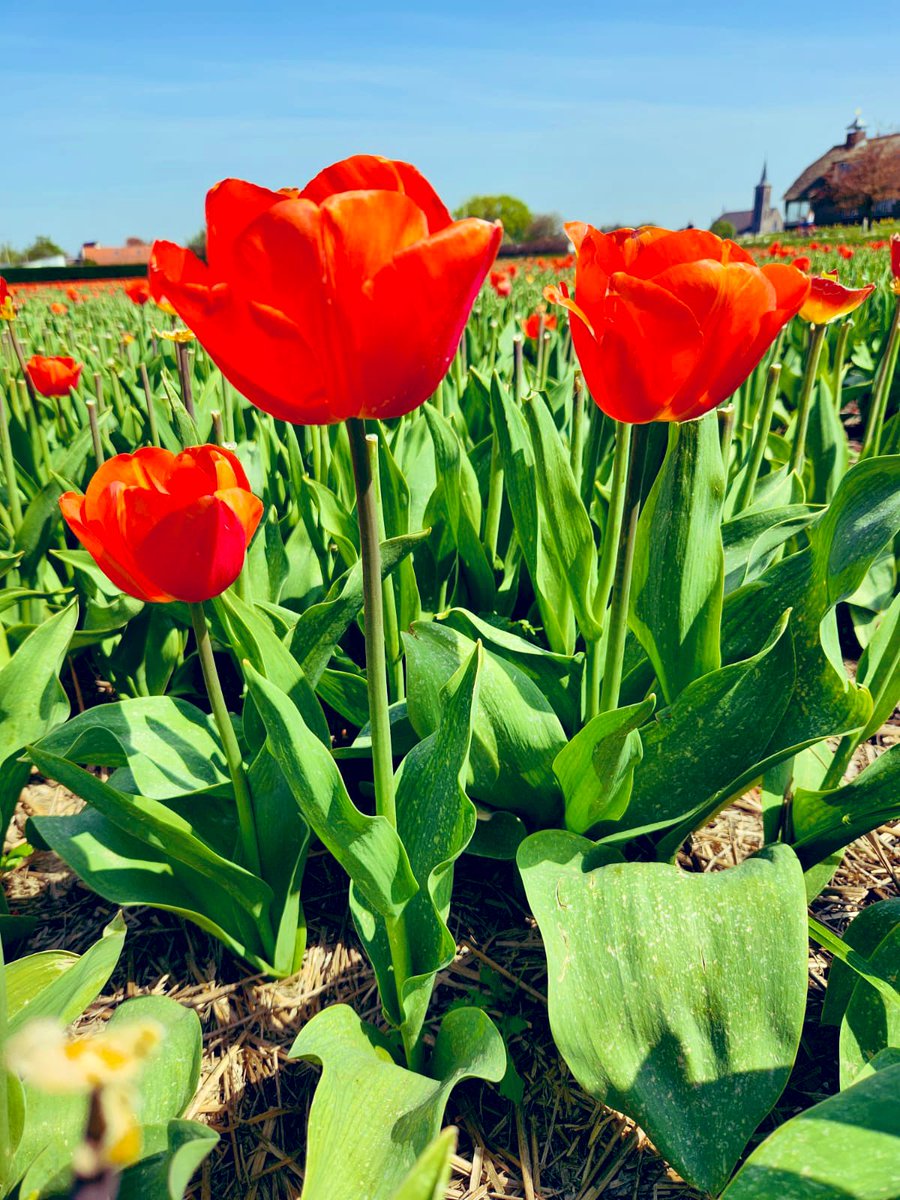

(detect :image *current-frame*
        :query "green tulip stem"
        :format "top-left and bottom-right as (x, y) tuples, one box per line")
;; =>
(484, 436), (504, 565)
(832, 318), (853, 413)
(85, 400), (105, 467)
(599, 422), (648, 715)
(369, 432), (404, 703)
(189, 601), (262, 880)
(347, 416), (416, 1065)
(587, 419), (632, 722)
(139, 364), (160, 447)
(735, 363), (782, 513)
(788, 323), (827, 476)
(0, 385), (22, 531)
(861, 297), (900, 459)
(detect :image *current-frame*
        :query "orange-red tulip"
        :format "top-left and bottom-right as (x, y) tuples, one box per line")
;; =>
(546, 225), (810, 423)
(124, 279), (151, 305)
(50, 302), (67, 315)
(791, 256), (811, 272)
(521, 311), (558, 339)
(891, 234), (900, 293)
(798, 272), (875, 324)
(490, 270), (512, 297)
(26, 354), (83, 397)
(0, 277), (14, 321)
(59, 446), (262, 604)
(148, 156), (502, 424)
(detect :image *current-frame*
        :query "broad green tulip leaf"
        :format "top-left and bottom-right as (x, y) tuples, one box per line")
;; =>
(244, 665), (417, 921)
(108, 995), (203, 1123)
(392, 1128), (457, 1200)
(247, 745), (309, 978)
(244, 506), (289, 605)
(288, 1003), (505, 1200)
(439, 607), (583, 733)
(424, 404), (495, 611)
(720, 1057), (900, 1200)
(289, 531), (429, 687)
(467, 807), (528, 860)
(791, 745), (900, 867)
(0, 603), (77, 830)
(605, 613), (793, 848)
(0, 551), (22, 582)
(404, 620), (564, 823)
(854, 591), (900, 745)
(809, 916), (900, 1015)
(374, 424), (422, 633)
(350, 645), (480, 1041)
(806, 374), (849, 504)
(721, 503), (821, 593)
(630, 412), (725, 703)
(117, 1120), (219, 1200)
(554, 697), (655, 836)
(215, 590), (330, 750)
(26, 747), (273, 927)
(518, 836), (808, 1195)
(823, 899), (900, 1027)
(16, 422), (99, 576)
(839, 924), (900, 1088)
(487, 372), (572, 654)
(521, 391), (600, 642)
(5, 912), (125, 1035)
(27, 807), (276, 974)
(32, 696), (230, 800)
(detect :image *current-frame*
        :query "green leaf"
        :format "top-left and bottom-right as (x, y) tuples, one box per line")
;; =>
(392, 1128), (457, 1200)
(244, 665), (417, 920)
(809, 917), (900, 1013)
(720, 1057), (900, 1199)
(287, 1004), (505, 1200)
(521, 391), (600, 641)
(117, 1120), (219, 1200)
(554, 697), (655, 835)
(518, 837), (808, 1195)
(630, 412), (725, 703)
(5, 912), (125, 1035)
(33, 697), (230, 800)
(823, 899), (900, 1027)
(350, 645), (480, 1041)
(404, 621), (564, 823)
(791, 745), (900, 867)
(839, 924), (900, 1088)
(722, 504), (821, 593)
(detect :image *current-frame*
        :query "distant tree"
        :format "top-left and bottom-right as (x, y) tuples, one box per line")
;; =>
(710, 218), (736, 239)
(187, 228), (207, 261)
(453, 195), (533, 242)
(525, 212), (564, 240)
(828, 140), (900, 220)
(0, 242), (22, 265)
(21, 235), (65, 261)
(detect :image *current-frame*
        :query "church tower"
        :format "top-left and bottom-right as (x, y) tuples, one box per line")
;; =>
(752, 161), (771, 233)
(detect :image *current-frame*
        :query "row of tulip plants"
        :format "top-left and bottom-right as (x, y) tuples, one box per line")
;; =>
(0, 155), (899, 1199)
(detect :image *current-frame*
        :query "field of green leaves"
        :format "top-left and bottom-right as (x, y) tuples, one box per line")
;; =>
(0, 160), (898, 1200)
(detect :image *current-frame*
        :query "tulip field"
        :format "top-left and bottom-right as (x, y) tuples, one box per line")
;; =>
(0, 157), (899, 1200)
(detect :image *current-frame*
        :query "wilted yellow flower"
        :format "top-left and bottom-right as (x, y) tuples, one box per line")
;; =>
(155, 328), (195, 343)
(6, 1017), (163, 1093)
(155, 296), (178, 316)
(121, 333), (135, 346)
(0, 296), (16, 321)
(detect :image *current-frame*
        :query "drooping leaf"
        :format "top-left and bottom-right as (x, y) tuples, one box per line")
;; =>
(839, 923), (900, 1089)
(518, 836), (808, 1195)
(823, 899), (900, 1027)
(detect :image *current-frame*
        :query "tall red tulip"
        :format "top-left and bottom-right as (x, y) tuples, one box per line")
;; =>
(545, 225), (810, 423)
(148, 156), (502, 424)
(891, 234), (900, 294)
(521, 311), (557, 339)
(0, 277), (14, 321)
(799, 272), (875, 324)
(26, 354), (83, 397)
(59, 446), (262, 603)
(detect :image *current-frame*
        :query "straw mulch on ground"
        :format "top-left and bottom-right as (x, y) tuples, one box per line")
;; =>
(6, 712), (897, 1200)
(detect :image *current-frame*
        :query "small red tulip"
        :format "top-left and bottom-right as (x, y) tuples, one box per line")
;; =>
(59, 445), (263, 604)
(791, 256), (811, 272)
(124, 279), (151, 305)
(490, 271), (512, 297)
(799, 272), (875, 324)
(26, 354), (83, 397)
(891, 234), (900, 287)
(521, 311), (558, 339)
(50, 302), (67, 315)
(838, 246), (854, 260)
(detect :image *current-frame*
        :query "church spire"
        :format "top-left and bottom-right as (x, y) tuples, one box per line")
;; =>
(759, 159), (768, 185)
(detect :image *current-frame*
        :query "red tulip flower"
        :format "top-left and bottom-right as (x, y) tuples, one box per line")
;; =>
(59, 445), (263, 604)
(50, 302), (68, 315)
(838, 246), (854, 260)
(891, 234), (900, 294)
(791, 256), (811, 272)
(799, 272), (875, 324)
(0, 277), (14, 321)
(490, 271), (512, 297)
(124, 279), (151, 305)
(148, 156), (502, 425)
(545, 225), (810, 423)
(26, 354), (83, 397)
(521, 311), (558, 339)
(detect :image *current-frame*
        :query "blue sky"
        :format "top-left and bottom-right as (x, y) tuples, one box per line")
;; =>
(4, 0), (899, 253)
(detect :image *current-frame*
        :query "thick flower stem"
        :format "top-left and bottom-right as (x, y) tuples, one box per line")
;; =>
(599, 422), (648, 715)
(861, 299), (900, 459)
(788, 323), (827, 476)
(347, 417), (416, 1065)
(585, 419), (632, 722)
(189, 602), (262, 879)
(832, 318), (853, 413)
(734, 363), (782, 513)
(369, 433), (404, 703)
(0, 385), (22, 531)
(484, 437), (504, 565)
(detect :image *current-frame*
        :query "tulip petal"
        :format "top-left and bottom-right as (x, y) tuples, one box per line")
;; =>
(300, 155), (453, 232)
(131, 495), (250, 603)
(60, 491), (173, 604)
(205, 178), (285, 276)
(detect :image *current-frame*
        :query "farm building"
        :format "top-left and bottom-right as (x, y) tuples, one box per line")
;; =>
(78, 237), (153, 266)
(783, 115), (900, 228)
(714, 162), (783, 236)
